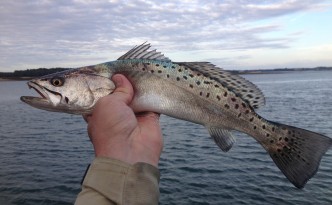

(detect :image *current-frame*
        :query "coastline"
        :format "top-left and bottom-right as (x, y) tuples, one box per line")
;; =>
(0, 77), (34, 81)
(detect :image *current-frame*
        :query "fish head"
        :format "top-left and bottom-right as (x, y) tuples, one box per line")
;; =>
(20, 66), (115, 114)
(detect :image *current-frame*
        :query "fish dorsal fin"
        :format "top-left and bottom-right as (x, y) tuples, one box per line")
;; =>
(207, 127), (236, 152)
(117, 42), (171, 61)
(176, 62), (265, 109)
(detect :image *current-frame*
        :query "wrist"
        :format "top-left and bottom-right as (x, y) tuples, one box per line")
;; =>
(94, 145), (160, 168)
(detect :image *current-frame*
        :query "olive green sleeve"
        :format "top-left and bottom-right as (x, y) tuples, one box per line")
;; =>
(74, 157), (160, 205)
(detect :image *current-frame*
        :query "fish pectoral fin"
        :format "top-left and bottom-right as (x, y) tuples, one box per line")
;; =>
(207, 127), (236, 152)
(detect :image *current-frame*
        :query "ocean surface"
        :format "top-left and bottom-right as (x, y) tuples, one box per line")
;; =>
(0, 71), (331, 205)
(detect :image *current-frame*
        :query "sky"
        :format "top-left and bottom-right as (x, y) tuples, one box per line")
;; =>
(0, 0), (331, 72)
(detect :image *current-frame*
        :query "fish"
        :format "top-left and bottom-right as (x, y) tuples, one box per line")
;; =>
(21, 43), (332, 188)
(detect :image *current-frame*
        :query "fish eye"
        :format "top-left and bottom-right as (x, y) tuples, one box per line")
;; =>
(50, 77), (65, 87)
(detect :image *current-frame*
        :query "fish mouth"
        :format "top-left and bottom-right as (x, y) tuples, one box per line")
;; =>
(20, 82), (62, 109)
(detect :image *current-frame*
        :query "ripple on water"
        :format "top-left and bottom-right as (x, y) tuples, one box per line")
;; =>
(1, 73), (332, 204)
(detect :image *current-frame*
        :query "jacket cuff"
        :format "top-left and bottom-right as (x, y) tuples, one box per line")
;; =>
(81, 157), (160, 204)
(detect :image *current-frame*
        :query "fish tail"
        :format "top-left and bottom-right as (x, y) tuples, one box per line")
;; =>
(264, 122), (332, 188)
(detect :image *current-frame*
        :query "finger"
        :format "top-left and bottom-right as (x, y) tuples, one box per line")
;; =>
(136, 111), (160, 119)
(136, 112), (161, 125)
(111, 74), (134, 105)
(82, 114), (92, 123)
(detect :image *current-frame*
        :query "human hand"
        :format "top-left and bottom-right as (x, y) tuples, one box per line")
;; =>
(84, 74), (163, 167)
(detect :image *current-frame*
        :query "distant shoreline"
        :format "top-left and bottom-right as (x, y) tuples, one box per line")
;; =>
(0, 77), (34, 81)
(230, 67), (332, 75)
(1, 67), (332, 81)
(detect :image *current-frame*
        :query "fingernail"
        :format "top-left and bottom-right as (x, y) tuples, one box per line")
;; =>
(113, 75), (123, 87)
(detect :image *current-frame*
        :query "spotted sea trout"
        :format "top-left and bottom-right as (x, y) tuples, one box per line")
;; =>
(21, 43), (332, 188)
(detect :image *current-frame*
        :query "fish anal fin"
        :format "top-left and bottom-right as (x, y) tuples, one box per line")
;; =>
(207, 127), (236, 152)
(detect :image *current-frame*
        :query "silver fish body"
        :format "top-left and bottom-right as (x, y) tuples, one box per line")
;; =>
(21, 43), (332, 188)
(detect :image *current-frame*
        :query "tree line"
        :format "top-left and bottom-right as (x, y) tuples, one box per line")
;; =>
(0, 68), (69, 78)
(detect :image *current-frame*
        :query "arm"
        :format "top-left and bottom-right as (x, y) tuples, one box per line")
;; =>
(75, 74), (163, 205)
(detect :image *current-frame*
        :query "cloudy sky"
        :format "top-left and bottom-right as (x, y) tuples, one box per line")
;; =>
(0, 0), (331, 72)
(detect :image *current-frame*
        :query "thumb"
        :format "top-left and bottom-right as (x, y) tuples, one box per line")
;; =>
(111, 74), (134, 105)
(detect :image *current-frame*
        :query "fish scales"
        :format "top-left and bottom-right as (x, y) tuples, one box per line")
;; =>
(112, 59), (265, 136)
(20, 43), (332, 189)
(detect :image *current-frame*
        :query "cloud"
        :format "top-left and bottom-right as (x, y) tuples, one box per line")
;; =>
(0, 0), (330, 71)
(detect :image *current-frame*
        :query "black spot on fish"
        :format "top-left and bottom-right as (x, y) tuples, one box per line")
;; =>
(203, 81), (210, 84)
(176, 77), (180, 81)
(285, 137), (289, 142)
(150, 70), (154, 73)
(167, 74), (170, 78)
(270, 140), (274, 143)
(249, 117), (254, 122)
(163, 65), (167, 68)
(183, 76), (187, 80)
(231, 98), (236, 102)
(200, 91), (203, 96)
(65, 97), (69, 104)
(238, 113), (242, 118)
(235, 104), (239, 109)
(189, 74), (194, 78)
(196, 81), (201, 85)
(262, 125), (266, 129)
(245, 110), (250, 114)
(254, 126), (257, 129)
(279, 137), (282, 141)
(197, 73), (201, 76)
(242, 103), (247, 108)
(266, 133), (270, 137)
(247, 94), (253, 98)
(178, 69), (182, 72)
(156, 64), (159, 67)
(272, 127), (275, 132)
(171, 66), (175, 69)
(158, 70), (162, 73)
(142, 68), (146, 71)
(214, 84), (219, 88)
(206, 93), (210, 98)
(277, 149), (281, 153)
(224, 92), (228, 97)
(224, 104), (230, 109)
(189, 84), (193, 88)
(217, 95), (221, 101)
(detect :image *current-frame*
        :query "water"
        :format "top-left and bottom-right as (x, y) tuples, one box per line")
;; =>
(0, 71), (332, 205)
